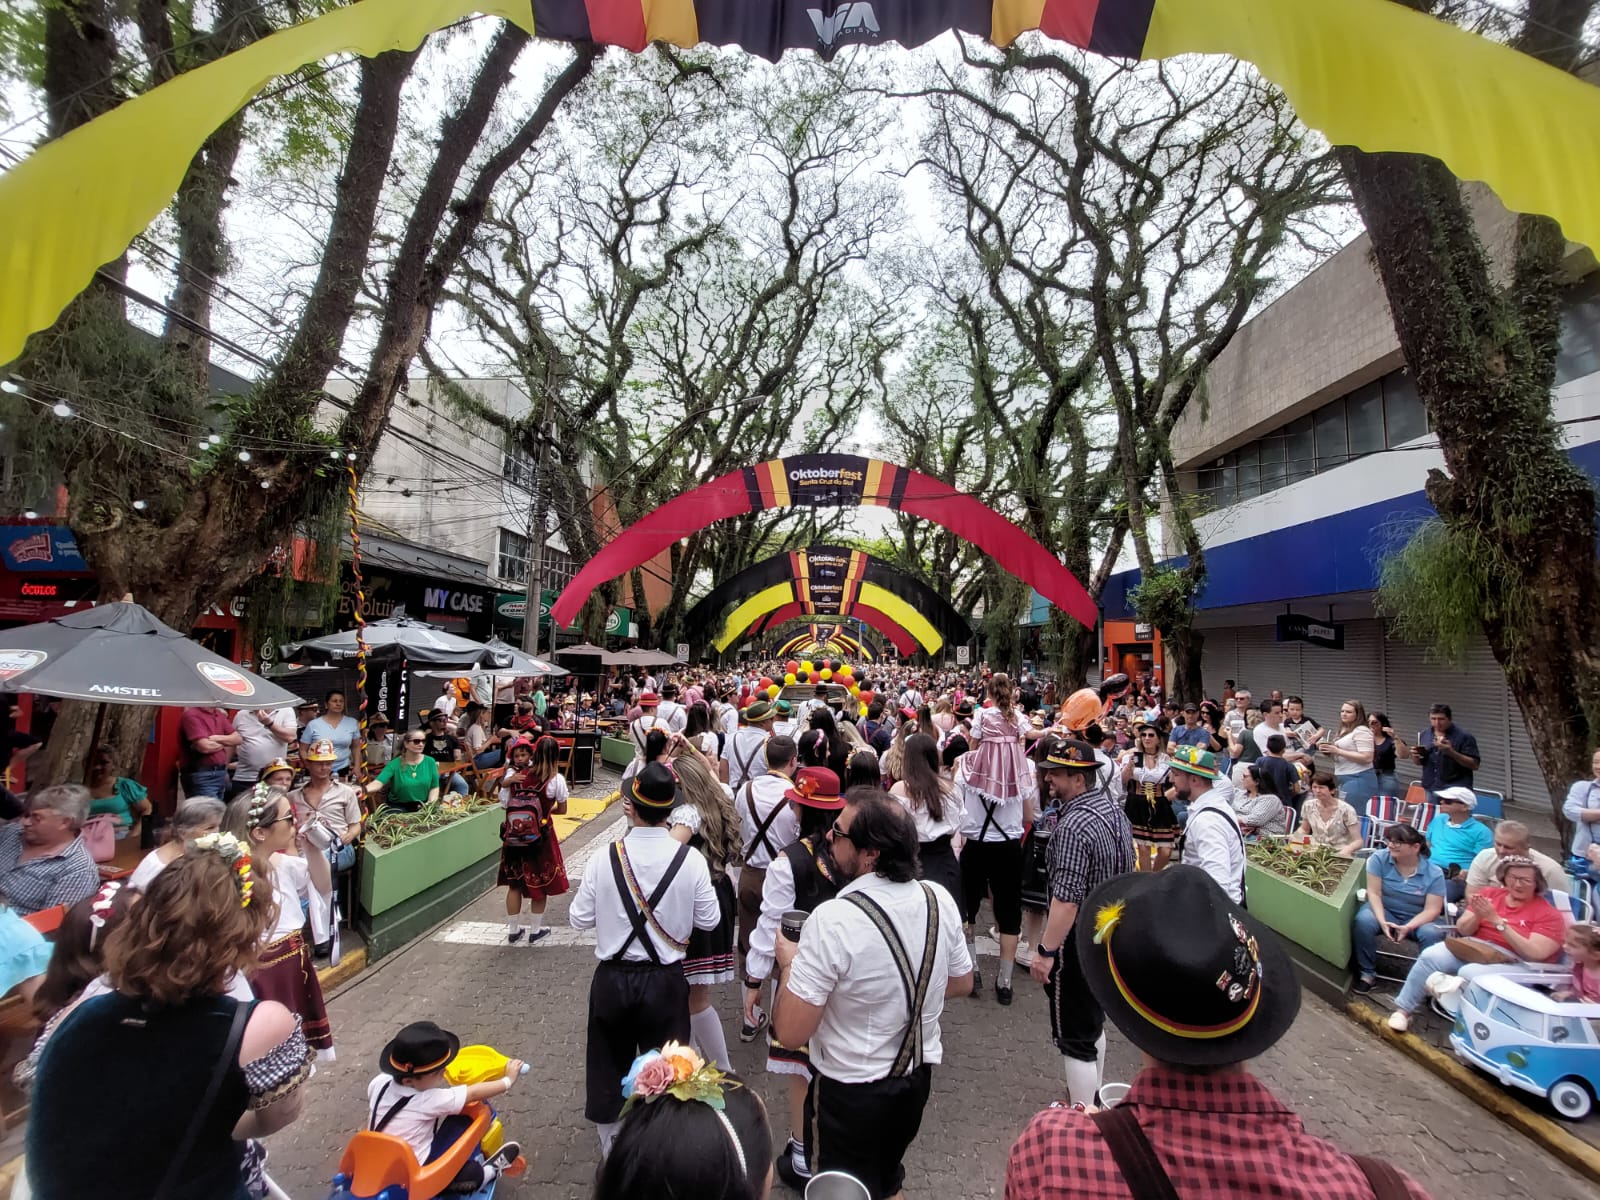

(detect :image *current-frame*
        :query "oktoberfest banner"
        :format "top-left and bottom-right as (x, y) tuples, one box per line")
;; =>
(3, 0), (1598, 368)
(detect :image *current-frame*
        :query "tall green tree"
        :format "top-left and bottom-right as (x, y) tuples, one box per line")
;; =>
(1349, 0), (1600, 824)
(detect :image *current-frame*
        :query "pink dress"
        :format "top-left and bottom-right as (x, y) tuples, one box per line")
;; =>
(962, 706), (1035, 803)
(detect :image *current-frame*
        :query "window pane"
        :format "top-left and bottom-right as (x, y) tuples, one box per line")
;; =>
(1314, 398), (1348, 472)
(1346, 382), (1385, 457)
(1556, 276), (1600, 386)
(1258, 432), (1287, 494)
(1284, 417), (1314, 484)
(497, 528), (530, 583)
(1383, 372), (1428, 446)
(1197, 467), (1222, 506)
(1235, 443), (1261, 500)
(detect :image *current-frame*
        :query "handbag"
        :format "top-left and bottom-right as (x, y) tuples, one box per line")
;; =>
(1444, 936), (1517, 965)
(1019, 823), (1052, 910)
(80, 814), (116, 863)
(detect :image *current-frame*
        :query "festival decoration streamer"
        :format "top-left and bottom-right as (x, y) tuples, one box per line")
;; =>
(346, 461), (370, 783)
(1, 0), (1598, 369)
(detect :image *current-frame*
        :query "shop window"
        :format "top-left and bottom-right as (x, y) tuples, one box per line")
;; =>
(1314, 398), (1348, 472)
(1346, 381), (1385, 457)
(1555, 275), (1600, 386)
(1235, 442), (1261, 500)
(1257, 431), (1287, 495)
(497, 527), (531, 584)
(1382, 372), (1428, 446)
(1284, 416), (1315, 485)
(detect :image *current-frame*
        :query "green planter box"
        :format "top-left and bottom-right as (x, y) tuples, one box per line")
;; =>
(1244, 854), (1364, 970)
(357, 806), (503, 960)
(602, 736), (634, 769)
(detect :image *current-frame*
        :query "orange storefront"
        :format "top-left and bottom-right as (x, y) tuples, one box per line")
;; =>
(1101, 619), (1162, 691)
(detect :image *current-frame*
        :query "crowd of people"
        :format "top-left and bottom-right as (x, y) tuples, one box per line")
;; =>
(3, 659), (1598, 1198)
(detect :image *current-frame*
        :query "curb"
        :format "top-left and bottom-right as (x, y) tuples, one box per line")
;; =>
(1344, 1003), (1600, 1184)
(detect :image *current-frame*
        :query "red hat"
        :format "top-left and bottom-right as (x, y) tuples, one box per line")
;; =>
(783, 766), (844, 811)
(639, 692), (660, 707)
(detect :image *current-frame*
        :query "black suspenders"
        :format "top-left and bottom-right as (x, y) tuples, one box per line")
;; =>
(608, 842), (692, 964)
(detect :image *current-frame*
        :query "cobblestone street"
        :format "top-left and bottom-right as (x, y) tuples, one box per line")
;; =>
(264, 808), (1598, 1200)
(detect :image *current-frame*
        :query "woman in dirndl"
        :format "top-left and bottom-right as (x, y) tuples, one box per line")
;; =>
(498, 735), (570, 945)
(665, 738), (742, 1073)
(1121, 722), (1177, 871)
(962, 673), (1037, 807)
(225, 784), (335, 1058)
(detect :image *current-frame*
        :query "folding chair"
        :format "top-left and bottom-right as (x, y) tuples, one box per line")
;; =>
(1409, 800), (1438, 833)
(1364, 796), (1407, 848)
(1473, 789), (1505, 819)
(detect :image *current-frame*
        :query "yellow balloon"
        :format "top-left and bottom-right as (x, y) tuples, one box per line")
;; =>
(767, 684), (780, 699)
(799, 660), (814, 675)
(859, 704), (869, 718)
(784, 672), (797, 686)
(819, 668), (833, 681)
(849, 683), (860, 697)
(837, 663), (853, 677)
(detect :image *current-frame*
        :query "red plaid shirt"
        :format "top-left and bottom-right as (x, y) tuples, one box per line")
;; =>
(1006, 1067), (1431, 1199)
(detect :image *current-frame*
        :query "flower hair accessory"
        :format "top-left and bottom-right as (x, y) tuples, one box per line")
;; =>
(87, 880), (124, 951)
(620, 1043), (745, 1173)
(248, 781), (277, 827)
(191, 831), (254, 908)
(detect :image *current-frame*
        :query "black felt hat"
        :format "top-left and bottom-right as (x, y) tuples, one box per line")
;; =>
(1075, 865), (1299, 1068)
(380, 1021), (460, 1079)
(623, 761), (679, 811)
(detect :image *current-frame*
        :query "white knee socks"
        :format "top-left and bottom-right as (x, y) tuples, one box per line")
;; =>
(689, 1006), (732, 1071)
(527, 911), (543, 934)
(1063, 1054), (1102, 1108)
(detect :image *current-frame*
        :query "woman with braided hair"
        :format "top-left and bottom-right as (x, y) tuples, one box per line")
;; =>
(667, 741), (743, 1073)
(225, 785), (335, 1059)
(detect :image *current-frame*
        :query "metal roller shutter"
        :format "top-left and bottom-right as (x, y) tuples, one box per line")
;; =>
(1200, 628), (1239, 696)
(1235, 625), (1296, 704)
(1293, 619), (1383, 736)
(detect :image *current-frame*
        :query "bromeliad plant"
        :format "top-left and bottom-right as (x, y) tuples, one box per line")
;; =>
(1245, 841), (1354, 897)
(363, 797), (496, 851)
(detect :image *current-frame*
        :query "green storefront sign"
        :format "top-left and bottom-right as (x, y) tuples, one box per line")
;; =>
(496, 591), (629, 636)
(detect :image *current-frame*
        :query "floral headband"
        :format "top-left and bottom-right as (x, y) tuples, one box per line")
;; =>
(87, 880), (125, 951)
(191, 831), (254, 908)
(620, 1042), (745, 1174)
(248, 781), (279, 828)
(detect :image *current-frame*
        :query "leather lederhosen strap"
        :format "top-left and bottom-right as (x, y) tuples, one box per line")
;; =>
(745, 783), (786, 862)
(974, 790), (1014, 844)
(843, 883), (940, 1078)
(631, 716), (664, 757)
(732, 732), (766, 783)
(1091, 1105), (1413, 1200)
(608, 841), (692, 964)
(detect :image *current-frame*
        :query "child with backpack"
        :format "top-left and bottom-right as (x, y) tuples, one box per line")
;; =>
(498, 735), (569, 945)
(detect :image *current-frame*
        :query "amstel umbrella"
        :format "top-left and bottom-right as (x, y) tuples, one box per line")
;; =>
(0, 602), (301, 707)
(414, 637), (567, 680)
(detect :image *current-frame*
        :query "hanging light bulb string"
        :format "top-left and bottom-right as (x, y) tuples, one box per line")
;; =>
(346, 456), (369, 785)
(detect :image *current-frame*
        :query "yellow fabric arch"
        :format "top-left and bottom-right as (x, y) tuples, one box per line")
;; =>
(713, 583), (795, 653)
(3, 0), (1599, 367)
(857, 582), (943, 656)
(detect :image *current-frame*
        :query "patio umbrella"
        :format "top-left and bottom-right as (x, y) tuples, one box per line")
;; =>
(280, 615), (514, 670)
(554, 642), (608, 658)
(0, 601), (302, 707)
(414, 637), (567, 679)
(608, 647), (685, 667)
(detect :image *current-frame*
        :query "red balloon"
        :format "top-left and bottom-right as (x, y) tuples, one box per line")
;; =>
(759, 676), (774, 690)
(785, 660), (800, 676)
(809, 672), (821, 684)
(858, 690), (874, 706)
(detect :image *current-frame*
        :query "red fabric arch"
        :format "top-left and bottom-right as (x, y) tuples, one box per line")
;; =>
(553, 455), (1096, 629)
(734, 601), (918, 657)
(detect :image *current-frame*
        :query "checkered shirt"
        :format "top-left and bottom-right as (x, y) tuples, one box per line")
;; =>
(0, 822), (101, 916)
(1045, 784), (1133, 906)
(1006, 1068), (1432, 1199)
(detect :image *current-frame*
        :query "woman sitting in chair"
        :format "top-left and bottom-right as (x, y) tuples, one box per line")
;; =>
(1352, 824), (1447, 995)
(1387, 855), (1565, 1031)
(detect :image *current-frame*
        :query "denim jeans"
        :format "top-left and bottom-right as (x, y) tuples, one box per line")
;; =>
(447, 772), (469, 796)
(1375, 771), (1401, 796)
(182, 767), (229, 800)
(1395, 941), (1464, 1012)
(1353, 905), (1449, 978)
(473, 747), (504, 770)
(1338, 767), (1379, 810)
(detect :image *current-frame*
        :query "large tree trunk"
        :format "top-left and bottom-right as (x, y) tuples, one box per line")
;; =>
(1165, 626), (1205, 705)
(1338, 141), (1600, 829)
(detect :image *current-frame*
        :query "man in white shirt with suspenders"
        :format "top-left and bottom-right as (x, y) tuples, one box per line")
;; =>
(570, 763), (720, 1156)
(726, 700), (775, 790)
(735, 734), (800, 1038)
(623, 693), (669, 782)
(773, 790), (972, 1200)
(1172, 746), (1246, 904)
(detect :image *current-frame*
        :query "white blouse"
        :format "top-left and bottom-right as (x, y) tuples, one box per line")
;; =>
(1330, 725), (1376, 777)
(889, 780), (961, 842)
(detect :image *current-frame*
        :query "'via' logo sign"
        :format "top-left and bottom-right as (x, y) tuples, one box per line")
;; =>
(808, 3), (879, 47)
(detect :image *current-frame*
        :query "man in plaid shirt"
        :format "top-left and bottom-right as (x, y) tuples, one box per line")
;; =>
(1028, 737), (1134, 1108)
(1007, 867), (1431, 1199)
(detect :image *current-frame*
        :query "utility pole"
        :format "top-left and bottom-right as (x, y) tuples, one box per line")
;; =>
(520, 368), (557, 656)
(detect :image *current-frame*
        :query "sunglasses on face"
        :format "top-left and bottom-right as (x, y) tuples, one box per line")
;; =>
(405, 738), (425, 746)
(260, 812), (296, 829)
(827, 820), (859, 845)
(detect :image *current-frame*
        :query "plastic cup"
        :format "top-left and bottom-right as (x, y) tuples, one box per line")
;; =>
(781, 910), (809, 942)
(1097, 1082), (1131, 1106)
(805, 1172), (872, 1200)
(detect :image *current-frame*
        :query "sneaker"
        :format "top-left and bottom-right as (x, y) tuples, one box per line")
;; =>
(507, 928), (525, 944)
(1015, 946), (1035, 969)
(740, 1006), (769, 1043)
(774, 1145), (810, 1191)
(995, 984), (1013, 1006)
(1387, 1010), (1411, 1033)
(526, 928), (550, 945)
(1352, 976), (1376, 995)
(487, 1141), (521, 1169)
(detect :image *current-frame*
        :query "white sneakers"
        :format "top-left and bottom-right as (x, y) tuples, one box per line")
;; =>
(1387, 1010), (1411, 1033)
